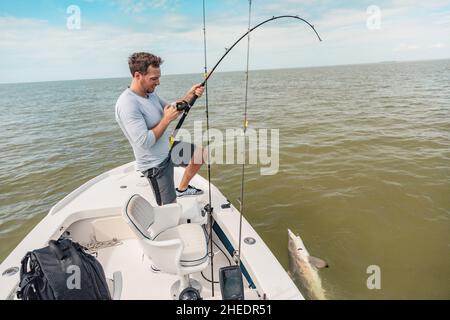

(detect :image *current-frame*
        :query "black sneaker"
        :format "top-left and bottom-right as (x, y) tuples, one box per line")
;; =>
(176, 185), (204, 197)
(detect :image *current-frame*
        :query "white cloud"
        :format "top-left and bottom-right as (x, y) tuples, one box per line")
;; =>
(394, 43), (420, 52)
(124, 1), (146, 14)
(429, 11), (450, 25)
(111, 0), (177, 13)
(429, 43), (446, 49)
(1, 0), (450, 83)
(0, 15), (206, 83)
(391, 0), (450, 9)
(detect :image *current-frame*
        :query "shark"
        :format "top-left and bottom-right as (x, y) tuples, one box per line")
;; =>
(287, 228), (328, 300)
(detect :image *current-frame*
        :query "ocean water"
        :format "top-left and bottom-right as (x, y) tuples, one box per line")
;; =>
(0, 59), (449, 299)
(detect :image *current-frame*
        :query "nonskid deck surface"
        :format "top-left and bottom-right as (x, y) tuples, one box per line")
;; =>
(96, 238), (259, 300)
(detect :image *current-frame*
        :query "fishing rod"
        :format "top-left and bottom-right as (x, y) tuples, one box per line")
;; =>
(201, 0), (215, 297)
(170, 14), (322, 142)
(237, 0), (253, 267)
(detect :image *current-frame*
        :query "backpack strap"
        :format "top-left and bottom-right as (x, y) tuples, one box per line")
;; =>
(17, 252), (36, 300)
(20, 252), (31, 275)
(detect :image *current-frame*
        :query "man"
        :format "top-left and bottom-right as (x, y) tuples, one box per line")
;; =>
(115, 52), (205, 205)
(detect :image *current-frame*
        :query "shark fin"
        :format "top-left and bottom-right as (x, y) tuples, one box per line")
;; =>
(308, 256), (328, 269)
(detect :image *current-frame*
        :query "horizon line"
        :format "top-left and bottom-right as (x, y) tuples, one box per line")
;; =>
(1, 57), (449, 85)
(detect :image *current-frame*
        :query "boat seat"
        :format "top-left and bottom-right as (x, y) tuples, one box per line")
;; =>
(122, 194), (209, 276)
(153, 223), (208, 268)
(123, 194), (181, 240)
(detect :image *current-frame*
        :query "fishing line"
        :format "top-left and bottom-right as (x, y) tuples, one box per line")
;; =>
(170, 15), (321, 141)
(202, 0), (215, 297)
(237, 0), (252, 267)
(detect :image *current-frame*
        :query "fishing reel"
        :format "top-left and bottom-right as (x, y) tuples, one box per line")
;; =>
(175, 100), (190, 111)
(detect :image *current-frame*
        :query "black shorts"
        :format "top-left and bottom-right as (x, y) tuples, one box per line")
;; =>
(143, 141), (196, 206)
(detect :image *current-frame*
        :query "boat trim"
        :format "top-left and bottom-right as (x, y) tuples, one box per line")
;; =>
(213, 222), (256, 289)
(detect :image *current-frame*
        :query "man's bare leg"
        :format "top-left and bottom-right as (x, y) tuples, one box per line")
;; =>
(177, 147), (206, 191)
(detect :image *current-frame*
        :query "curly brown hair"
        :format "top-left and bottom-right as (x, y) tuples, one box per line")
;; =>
(128, 52), (163, 76)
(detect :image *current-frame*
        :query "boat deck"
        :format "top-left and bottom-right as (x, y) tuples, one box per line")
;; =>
(97, 238), (259, 300)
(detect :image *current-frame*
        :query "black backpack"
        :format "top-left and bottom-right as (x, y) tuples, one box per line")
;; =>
(17, 238), (111, 300)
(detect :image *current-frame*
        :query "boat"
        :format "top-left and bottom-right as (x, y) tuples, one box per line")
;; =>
(0, 162), (304, 300)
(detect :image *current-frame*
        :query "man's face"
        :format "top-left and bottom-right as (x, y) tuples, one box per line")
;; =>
(138, 66), (161, 94)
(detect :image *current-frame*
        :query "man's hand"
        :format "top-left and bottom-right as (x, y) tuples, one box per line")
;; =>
(151, 104), (180, 142)
(184, 83), (205, 101)
(162, 104), (181, 124)
(191, 83), (205, 98)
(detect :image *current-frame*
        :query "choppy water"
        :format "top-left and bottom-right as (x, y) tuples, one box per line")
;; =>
(1, 59), (449, 299)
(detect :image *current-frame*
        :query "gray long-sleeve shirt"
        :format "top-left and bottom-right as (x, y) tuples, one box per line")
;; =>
(115, 88), (171, 172)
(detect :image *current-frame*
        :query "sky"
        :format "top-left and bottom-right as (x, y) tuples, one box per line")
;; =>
(1, 0), (450, 83)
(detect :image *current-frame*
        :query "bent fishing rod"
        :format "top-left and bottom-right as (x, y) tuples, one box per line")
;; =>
(170, 14), (322, 142)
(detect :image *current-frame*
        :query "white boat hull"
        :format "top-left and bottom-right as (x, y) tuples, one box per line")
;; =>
(0, 162), (303, 300)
